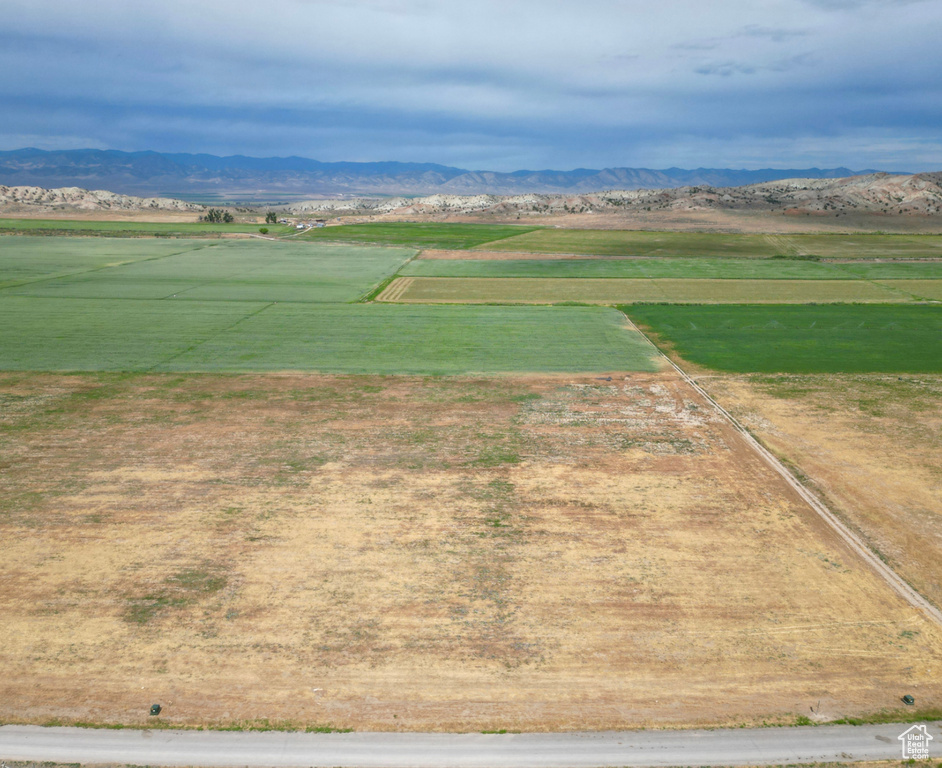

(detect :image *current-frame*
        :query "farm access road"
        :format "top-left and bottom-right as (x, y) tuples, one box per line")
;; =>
(618, 313), (942, 630)
(1, 722), (939, 767)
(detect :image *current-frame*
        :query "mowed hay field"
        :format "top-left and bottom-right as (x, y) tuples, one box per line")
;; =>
(2, 371), (941, 731)
(704, 374), (942, 611)
(378, 276), (927, 304)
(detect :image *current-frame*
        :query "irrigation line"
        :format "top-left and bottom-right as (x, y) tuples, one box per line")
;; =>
(619, 310), (942, 629)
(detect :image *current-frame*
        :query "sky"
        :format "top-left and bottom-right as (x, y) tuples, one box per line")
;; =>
(1, 0), (941, 172)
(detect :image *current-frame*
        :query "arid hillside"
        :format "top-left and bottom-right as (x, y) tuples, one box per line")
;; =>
(289, 173), (942, 218)
(0, 185), (203, 215)
(3, 173), (941, 233)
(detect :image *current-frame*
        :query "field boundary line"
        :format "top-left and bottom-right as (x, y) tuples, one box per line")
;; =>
(618, 310), (942, 628)
(0, 242), (216, 293)
(147, 301), (277, 372)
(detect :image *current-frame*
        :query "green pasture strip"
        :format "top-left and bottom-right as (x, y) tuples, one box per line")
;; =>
(401, 257), (869, 280)
(0, 236), (213, 289)
(483, 229), (942, 259)
(832, 261), (942, 279)
(159, 304), (658, 374)
(0, 295), (264, 371)
(402, 256), (942, 280)
(623, 304), (942, 373)
(482, 230), (779, 257)
(385, 277), (916, 305)
(0, 218), (293, 237)
(3, 239), (415, 303)
(300, 222), (542, 249)
(0, 296), (658, 373)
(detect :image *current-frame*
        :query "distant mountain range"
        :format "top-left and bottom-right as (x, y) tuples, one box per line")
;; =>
(0, 148), (906, 199)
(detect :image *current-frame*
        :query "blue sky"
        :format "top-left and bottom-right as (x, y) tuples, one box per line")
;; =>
(2, 0), (940, 171)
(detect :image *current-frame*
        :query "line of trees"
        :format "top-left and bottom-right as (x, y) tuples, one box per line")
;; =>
(200, 208), (234, 223)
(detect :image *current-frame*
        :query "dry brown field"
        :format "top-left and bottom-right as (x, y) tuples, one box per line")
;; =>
(418, 249), (621, 261)
(703, 373), (942, 613)
(2, 371), (941, 732)
(376, 277), (920, 305)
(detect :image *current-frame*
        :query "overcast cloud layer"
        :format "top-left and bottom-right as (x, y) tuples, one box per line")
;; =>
(2, 0), (940, 171)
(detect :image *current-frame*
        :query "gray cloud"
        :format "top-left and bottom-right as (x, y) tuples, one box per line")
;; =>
(0, 0), (940, 171)
(695, 53), (816, 77)
(800, 0), (930, 8)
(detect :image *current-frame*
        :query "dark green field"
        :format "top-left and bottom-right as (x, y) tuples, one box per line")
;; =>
(301, 222), (541, 249)
(402, 257), (942, 280)
(623, 304), (942, 373)
(0, 218), (293, 237)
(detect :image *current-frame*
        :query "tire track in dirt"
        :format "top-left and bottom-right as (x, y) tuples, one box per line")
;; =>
(619, 310), (942, 629)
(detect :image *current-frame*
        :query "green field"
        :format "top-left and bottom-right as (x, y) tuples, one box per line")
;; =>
(402, 257), (942, 280)
(0, 298), (657, 373)
(301, 222), (541, 249)
(5, 232), (939, 375)
(1, 237), (414, 302)
(385, 276), (926, 304)
(836, 261), (942, 279)
(0, 237), (205, 289)
(623, 304), (942, 373)
(0, 218), (293, 237)
(481, 229), (942, 259)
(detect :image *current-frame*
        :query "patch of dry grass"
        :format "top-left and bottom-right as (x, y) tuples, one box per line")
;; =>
(704, 373), (942, 610)
(379, 277), (915, 304)
(1, 372), (940, 731)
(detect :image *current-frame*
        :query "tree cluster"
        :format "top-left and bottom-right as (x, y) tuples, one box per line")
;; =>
(201, 208), (234, 223)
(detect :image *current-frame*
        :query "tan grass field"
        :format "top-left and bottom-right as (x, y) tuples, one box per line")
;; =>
(877, 279), (942, 300)
(1, 372), (940, 731)
(417, 249), (634, 261)
(377, 276), (918, 304)
(704, 374), (942, 612)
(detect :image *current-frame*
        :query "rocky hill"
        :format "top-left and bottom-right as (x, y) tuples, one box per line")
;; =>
(3, 173), (940, 222)
(0, 185), (203, 214)
(288, 173), (942, 218)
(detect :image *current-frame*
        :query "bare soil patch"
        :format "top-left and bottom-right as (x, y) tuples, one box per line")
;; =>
(1, 372), (940, 732)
